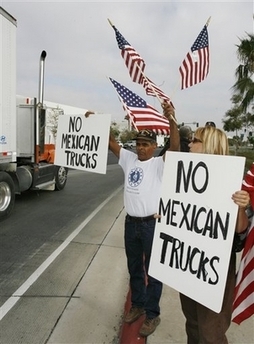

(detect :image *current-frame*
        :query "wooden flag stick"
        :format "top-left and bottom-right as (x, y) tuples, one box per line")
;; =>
(206, 16), (211, 27)
(107, 18), (113, 27)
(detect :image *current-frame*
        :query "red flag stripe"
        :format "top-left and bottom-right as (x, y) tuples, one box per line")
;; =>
(121, 49), (145, 83)
(128, 113), (169, 135)
(233, 281), (254, 309)
(232, 297), (254, 325)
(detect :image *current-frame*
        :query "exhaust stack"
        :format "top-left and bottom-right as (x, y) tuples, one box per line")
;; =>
(38, 50), (47, 105)
(37, 50), (47, 157)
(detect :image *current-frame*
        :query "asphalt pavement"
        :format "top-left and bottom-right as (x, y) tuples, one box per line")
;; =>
(45, 187), (253, 344)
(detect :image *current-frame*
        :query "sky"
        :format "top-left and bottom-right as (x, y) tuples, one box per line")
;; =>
(1, 0), (253, 132)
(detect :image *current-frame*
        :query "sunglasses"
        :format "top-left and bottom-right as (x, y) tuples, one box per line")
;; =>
(191, 137), (202, 144)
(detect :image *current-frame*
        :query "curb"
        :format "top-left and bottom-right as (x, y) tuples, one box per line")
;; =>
(119, 287), (146, 344)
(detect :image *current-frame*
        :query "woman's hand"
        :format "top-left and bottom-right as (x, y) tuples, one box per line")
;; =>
(232, 190), (250, 209)
(233, 190), (250, 233)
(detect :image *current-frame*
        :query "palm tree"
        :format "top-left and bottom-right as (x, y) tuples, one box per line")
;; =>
(233, 33), (254, 113)
(223, 94), (244, 134)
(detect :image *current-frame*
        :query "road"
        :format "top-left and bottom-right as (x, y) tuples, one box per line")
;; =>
(0, 151), (124, 343)
(0, 148), (165, 343)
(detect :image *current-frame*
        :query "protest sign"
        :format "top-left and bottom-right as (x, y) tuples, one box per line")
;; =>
(54, 113), (111, 174)
(149, 151), (245, 313)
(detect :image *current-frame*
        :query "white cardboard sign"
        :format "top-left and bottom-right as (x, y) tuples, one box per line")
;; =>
(54, 114), (111, 174)
(149, 151), (245, 313)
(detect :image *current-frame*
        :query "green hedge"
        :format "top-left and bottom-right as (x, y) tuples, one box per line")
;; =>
(229, 148), (254, 173)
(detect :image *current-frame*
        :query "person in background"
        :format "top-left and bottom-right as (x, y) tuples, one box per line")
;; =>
(159, 125), (192, 155)
(175, 125), (250, 344)
(108, 102), (180, 337)
(205, 121), (216, 127)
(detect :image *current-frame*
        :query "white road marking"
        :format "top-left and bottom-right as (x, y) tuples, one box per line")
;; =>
(0, 186), (123, 321)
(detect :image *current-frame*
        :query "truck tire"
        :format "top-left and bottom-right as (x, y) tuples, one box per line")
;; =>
(54, 166), (68, 191)
(0, 171), (15, 220)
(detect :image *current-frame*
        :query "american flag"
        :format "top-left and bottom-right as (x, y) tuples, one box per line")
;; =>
(109, 77), (170, 135)
(142, 76), (171, 104)
(232, 165), (254, 324)
(179, 25), (209, 89)
(111, 22), (172, 105)
(112, 25), (145, 84)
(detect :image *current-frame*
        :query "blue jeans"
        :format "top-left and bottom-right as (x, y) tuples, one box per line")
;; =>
(124, 215), (163, 319)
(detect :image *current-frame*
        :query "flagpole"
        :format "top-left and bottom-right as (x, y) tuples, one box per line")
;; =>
(107, 18), (113, 27)
(122, 102), (139, 132)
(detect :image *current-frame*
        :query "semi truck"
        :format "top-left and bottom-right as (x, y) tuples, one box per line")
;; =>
(0, 7), (70, 220)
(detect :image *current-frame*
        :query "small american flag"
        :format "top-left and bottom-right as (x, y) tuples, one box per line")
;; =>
(142, 76), (172, 105)
(109, 77), (170, 135)
(112, 25), (145, 84)
(179, 25), (209, 89)
(232, 165), (254, 324)
(142, 78), (174, 107)
(111, 22), (172, 105)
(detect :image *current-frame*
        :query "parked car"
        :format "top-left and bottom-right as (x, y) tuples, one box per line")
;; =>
(123, 140), (136, 149)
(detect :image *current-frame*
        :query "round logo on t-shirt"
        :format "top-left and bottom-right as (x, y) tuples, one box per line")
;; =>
(128, 167), (144, 187)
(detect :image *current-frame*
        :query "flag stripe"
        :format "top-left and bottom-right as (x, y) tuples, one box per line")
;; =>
(233, 281), (254, 310)
(235, 259), (254, 299)
(232, 298), (254, 324)
(128, 113), (169, 135)
(121, 48), (145, 83)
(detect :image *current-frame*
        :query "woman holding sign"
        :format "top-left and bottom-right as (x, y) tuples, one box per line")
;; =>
(173, 124), (250, 344)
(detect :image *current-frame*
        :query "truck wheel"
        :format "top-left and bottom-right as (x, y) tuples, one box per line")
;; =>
(0, 172), (15, 220)
(54, 166), (68, 191)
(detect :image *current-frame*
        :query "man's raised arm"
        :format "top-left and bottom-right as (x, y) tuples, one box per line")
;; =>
(162, 102), (180, 155)
(109, 131), (121, 158)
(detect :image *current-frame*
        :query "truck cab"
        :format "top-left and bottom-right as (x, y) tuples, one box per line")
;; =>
(0, 7), (68, 220)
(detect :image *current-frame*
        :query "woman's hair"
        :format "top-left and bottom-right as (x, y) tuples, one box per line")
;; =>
(194, 126), (229, 155)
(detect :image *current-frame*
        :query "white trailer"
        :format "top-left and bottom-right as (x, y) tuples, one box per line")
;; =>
(0, 7), (70, 219)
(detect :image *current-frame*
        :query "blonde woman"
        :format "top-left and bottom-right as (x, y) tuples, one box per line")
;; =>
(183, 126), (249, 343)
(162, 104), (250, 344)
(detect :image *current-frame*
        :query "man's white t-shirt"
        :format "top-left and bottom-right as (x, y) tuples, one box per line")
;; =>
(119, 148), (164, 217)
